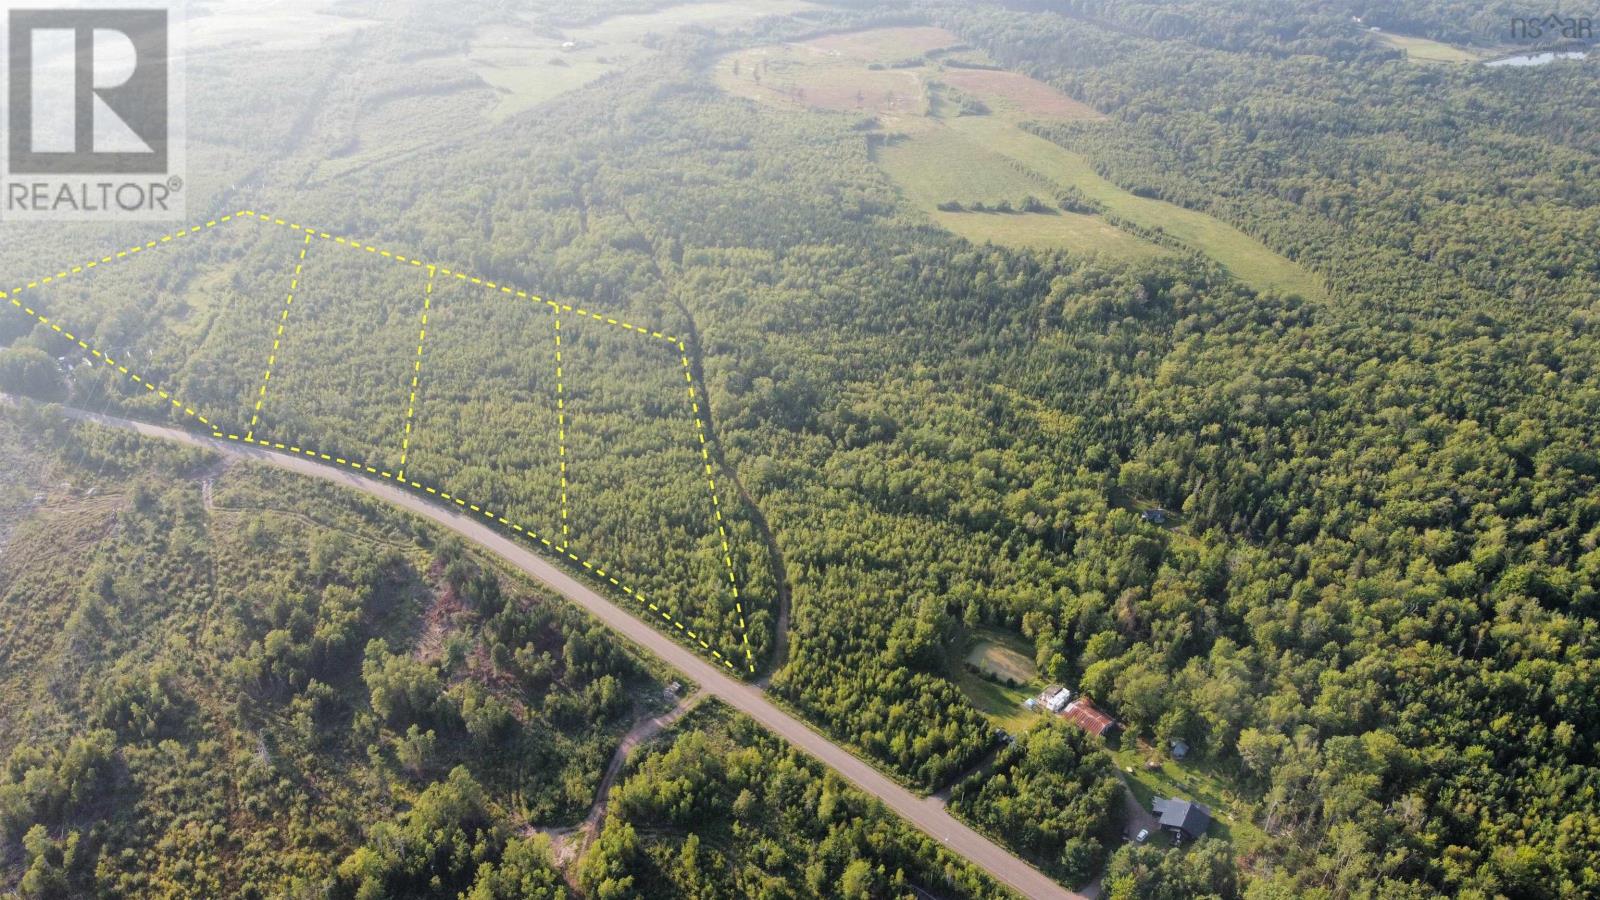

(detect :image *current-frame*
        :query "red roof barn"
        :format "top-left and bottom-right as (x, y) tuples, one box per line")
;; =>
(1062, 698), (1118, 738)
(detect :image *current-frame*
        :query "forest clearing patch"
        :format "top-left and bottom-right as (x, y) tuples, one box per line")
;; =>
(940, 68), (1103, 120)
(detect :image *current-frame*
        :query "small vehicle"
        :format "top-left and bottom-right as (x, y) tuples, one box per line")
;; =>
(1135, 829), (1150, 843)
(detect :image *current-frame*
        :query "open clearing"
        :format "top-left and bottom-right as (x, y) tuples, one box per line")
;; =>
(877, 122), (1172, 260)
(950, 629), (1044, 734)
(1374, 31), (1485, 63)
(1111, 744), (1269, 855)
(943, 116), (1323, 296)
(941, 68), (1102, 119)
(716, 26), (1319, 293)
(471, 0), (816, 120)
(183, 0), (376, 55)
(931, 209), (1171, 260)
(721, 47), (927, 114)
(964, 637), (1037, 683)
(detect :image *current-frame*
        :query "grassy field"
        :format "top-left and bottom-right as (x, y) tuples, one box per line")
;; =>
(950, 629), (1046, 735)
(1111, 744), (1269, 854)
(720, 47), (929, 115)
(715, 26), (1318, 286)
(931, 209), (1172, 260)
(470, 27), (622, 122)
(946, 116), (1324, 297)
(941, 68), (1102, 119)
(471, 0), (817, 120)
(964, 635), (1038, 682)
(877, 120), (1171, 260)
(878, 122), (1052, 201)
(1374, 31), (1485, 63)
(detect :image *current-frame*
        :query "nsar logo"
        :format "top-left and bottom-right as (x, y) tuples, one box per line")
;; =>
(1510, 13), (1595, 40)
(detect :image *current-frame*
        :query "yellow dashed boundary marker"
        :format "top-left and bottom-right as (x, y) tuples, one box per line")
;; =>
(246, 231), (310, 440)
(551, 303), (570, 550)
(680, 343), (755, 672)
(0, 208), (756, 674)
(0, 214), (244, 429)
(397, 266), (435, 482)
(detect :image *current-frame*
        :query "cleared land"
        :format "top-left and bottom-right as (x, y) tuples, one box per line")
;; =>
(878, 121), (1171, 260)
(943, 116), (1323, 297)
(1374, 31), (1485, 63)
(951, 629), (1045, 734)
(942, 68), (1102, 119)
(723, 47), (928, 114)
(1111, 744), (1269, 855)
(716, 26), (1319, 294)
(471, 0), (817, 120)
(965, 636), (1037, 683)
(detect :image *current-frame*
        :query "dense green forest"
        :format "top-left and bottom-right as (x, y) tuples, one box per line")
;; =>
(580, 706), (1008, 899)
(0, 407), (1007, 897)
(0, 406), (649, 895)
(949, 722), (1124, 884)
(2, 0), (1598, 896)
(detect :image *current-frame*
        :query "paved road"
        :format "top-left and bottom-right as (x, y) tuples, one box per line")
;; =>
(54, 407), (1085, 900)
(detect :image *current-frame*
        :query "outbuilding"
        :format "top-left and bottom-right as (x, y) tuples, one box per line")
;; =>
(1062, 698), (1118, 739)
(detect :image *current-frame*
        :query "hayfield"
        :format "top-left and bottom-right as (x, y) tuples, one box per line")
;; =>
(714, 26), (1320, 288)
(878, 120), (1171, 260)
(947, 116), (1324, 297)
(941, 68), (1102, 120)
(964, 639), (1038, 683)
(931, 209), (1173, 261)
(469, 0), (817, 121)
(721, 49), (927, 114)
(1374, 31), (1485, 63)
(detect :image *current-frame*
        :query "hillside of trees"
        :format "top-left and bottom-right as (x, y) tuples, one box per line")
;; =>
(0, 410), (647, 895)
(0, 0), (1596, 896)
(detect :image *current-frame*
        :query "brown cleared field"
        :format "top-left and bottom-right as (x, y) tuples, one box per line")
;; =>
(777, 66), (923, 114)
(801, 26), (961, 60)
(942, 68), (1102, 120)
(965, 638), (1038, 683)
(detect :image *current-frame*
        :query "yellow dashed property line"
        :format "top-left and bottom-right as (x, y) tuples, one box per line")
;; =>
(3, 208), (756, 675)
(236, 211), (683, 346)
(397, 267), (435, 481)
(208, 428), (737, 671)
(0, 214), (245, 429)
(551, 302), (570, 550)
(679, 342), (755, 673)
(246, 232), (311, 441)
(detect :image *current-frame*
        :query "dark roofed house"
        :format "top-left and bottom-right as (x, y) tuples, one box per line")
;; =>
(1062, 698), (1118, 738)
(1152, 797), (1211, 844)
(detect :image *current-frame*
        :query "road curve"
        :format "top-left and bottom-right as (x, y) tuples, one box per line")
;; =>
(56, 406), (1084, 900)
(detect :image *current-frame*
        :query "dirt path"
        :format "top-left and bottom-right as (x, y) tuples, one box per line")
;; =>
(671, 303), (794, 682)
(546, 689), (707, 868)
(606, 199), (796, 681)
